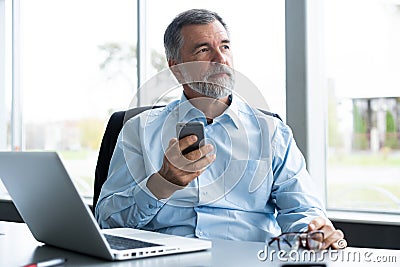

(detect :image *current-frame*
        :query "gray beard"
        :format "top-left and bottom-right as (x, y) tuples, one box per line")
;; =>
(179, 62), (235, 99)
(187, 65), (235, 99)
(188, 77), (233, 99)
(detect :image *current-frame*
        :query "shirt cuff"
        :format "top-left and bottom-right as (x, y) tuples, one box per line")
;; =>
(133, 176), (166, 214)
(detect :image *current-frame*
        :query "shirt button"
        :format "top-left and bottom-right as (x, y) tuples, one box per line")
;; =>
(148, 204), (154, 209)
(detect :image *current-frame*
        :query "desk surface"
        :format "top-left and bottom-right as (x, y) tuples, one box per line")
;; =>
(1, 221), (399, 267)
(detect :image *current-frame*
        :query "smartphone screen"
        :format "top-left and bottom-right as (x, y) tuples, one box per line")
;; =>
(176, 121), (205, 155)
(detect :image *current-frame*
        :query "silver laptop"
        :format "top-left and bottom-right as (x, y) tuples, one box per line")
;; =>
(0, 151), (211, 261)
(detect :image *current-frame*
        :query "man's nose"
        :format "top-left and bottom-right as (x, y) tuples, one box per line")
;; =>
(212, 49), (228, 64)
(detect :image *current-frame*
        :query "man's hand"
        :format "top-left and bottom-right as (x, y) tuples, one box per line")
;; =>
(308, 217), (347, 250)
(147, 135), (215, 199)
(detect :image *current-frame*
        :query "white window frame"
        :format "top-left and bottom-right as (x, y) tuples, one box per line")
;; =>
(285, 0), (326, 203)
(0, 0), (7, 149)
(0, 0), (22, 151)
(136, 0), (147, 106)
(11, 0), (23, 150)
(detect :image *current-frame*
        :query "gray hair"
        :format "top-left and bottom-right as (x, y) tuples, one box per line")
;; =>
(164, 9), (229, 62)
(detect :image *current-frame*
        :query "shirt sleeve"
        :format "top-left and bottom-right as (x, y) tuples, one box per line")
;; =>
(95, 118), (165, 229)
(270, 121), (327, 233)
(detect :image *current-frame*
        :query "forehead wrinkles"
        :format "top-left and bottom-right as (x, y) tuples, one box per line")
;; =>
(181, 22), (229, 47)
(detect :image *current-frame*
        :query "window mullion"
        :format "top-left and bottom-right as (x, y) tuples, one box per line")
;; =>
(285, 0), (326, 204)
(11, 0), (23, 151)
(0, 0), (6, 149)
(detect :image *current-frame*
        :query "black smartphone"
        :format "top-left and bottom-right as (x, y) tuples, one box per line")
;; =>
(176, 121), (205, 155)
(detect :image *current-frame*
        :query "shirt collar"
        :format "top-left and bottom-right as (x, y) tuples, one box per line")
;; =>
(176, 93), (241, 129)
(223, 94), (241, 129)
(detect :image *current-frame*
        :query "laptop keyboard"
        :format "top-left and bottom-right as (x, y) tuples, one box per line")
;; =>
(104, 234), (162, 251)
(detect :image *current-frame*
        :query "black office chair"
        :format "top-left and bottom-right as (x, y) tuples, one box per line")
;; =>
(92, 105), (282, 210)
(93, 106), (164, 210)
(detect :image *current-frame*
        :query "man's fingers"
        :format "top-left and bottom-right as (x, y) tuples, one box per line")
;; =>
(165, 138), (180, 158)
(178, 135), (198, 152)
(189, 153), (216, 172)
(308, 216), (332, 231)
(160, 138), (215, 184)
(180, 153), (216, 173)
(169, 138), (178, 146)
(307, 217), (346, 250)
(168, 153), (216, 186)
(184, 144), (214, 161)
(322, 229), (345, 250)
(165, 137), (200, 169)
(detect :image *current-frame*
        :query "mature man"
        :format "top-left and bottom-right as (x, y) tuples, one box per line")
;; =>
(95, 9), (345, 249)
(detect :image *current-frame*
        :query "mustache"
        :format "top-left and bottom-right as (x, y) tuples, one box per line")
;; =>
(204, 64), (234, 80)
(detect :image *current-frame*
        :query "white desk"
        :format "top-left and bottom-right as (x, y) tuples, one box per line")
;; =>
(1, 221), (399, 266)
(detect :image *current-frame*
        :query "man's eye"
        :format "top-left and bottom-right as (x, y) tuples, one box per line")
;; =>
(197, 48), (208, 53)
(222, 45), (230, 50)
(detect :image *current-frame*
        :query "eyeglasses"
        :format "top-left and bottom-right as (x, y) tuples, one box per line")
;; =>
(268, 230), (324, 252)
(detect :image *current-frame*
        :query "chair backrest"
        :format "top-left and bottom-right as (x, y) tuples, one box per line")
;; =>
(93, 106), (163, 210)
(92, 106), (282, 210)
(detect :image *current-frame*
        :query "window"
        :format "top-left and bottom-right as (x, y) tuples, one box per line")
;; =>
(0, 0), (137, 199)
(1, 1), (285, 200)
(0, 0), (11, 197)
(324, 0), (400, 212)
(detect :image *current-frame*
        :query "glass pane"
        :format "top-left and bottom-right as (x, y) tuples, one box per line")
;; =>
(144, 1), (286, 119)
(19, 0), (137, 198)
(0, 0), (13, 197)
(325, 0), (400, 212)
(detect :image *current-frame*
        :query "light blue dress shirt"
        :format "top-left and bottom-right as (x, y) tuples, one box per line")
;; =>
(95, 94), (326, 242)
